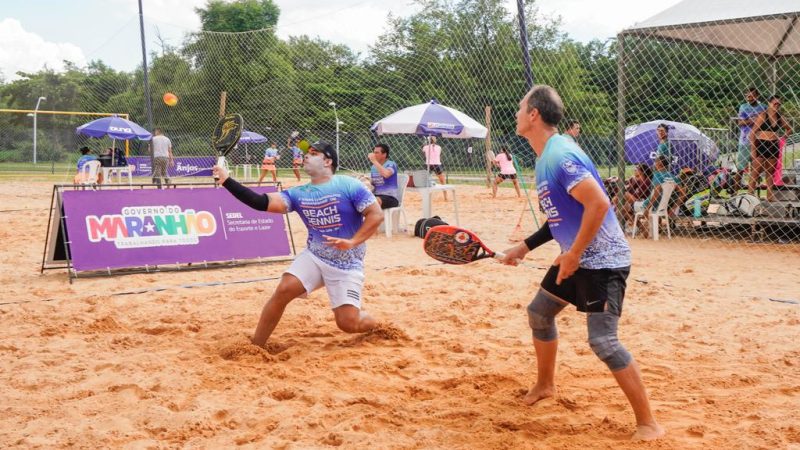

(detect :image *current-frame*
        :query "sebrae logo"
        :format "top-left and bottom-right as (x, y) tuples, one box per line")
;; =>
(85, 205), (217, 249)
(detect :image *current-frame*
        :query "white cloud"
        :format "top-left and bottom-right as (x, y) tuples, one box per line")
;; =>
(274, 1), (420, 55)
(0, 18), (87, 80)
(271, 0), (681, 53)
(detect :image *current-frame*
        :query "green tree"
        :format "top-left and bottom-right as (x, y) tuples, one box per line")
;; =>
(196, 0), (280, 32)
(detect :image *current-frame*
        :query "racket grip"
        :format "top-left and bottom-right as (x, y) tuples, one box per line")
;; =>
(493, 251), (506, 260)
(214, 156), (227, 181)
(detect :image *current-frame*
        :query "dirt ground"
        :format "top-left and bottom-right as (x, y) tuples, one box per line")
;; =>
(1, 180), (799, 449)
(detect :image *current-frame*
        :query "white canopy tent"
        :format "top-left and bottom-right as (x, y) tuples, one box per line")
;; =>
(614, 0), (800, 180)
(623, 0), (800, 57)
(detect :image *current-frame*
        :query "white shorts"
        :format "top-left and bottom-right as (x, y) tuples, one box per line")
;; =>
(285, 249), (365, 310)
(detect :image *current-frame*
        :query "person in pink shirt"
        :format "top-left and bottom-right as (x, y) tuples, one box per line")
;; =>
(492, 147), (521, 197)
(422, 136), (448, 199)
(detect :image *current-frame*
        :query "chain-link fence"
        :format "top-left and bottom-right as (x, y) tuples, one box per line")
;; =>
(1, 1), (799, 246)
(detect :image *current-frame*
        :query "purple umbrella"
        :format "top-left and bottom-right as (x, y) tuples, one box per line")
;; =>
(237, 130), (269, 163)
(238, 130), (268, 144)
(75, 115), (152, 140)
(625, 120), (719, 172)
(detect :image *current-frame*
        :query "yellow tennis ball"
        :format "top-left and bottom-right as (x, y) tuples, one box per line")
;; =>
(163, 92), (178, 107)
(297, 139), (310, 152)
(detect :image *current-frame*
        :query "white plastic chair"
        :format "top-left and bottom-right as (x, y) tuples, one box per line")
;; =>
(383, 173), (409, 238)
(632, 180), (676, 241)
(108, 164), (134, 185)
(78, 160), (101, 187)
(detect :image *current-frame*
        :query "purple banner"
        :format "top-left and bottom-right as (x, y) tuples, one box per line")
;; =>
(62, 187), (291, 272)
(127, 156), (215, 177)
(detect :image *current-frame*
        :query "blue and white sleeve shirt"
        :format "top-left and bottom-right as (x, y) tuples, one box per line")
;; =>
(535, 135), (631, 269)
(280, 175), (377, 270)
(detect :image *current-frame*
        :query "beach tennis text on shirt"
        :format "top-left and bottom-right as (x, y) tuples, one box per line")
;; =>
(300, 194), (342, 228)
(85, 205), (218, 248)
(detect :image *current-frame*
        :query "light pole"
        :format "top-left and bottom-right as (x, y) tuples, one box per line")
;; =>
(33, 96), (46, 164)
(328, 102), (340, 152)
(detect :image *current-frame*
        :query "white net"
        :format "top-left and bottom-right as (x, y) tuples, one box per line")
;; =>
(1, 1), (798, 247)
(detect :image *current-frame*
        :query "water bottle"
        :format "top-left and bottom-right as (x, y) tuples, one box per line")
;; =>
(693, 199), (702, 218)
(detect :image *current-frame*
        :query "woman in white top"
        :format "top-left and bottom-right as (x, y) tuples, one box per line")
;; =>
(422, 136), (447, 200)
(492, 147), (521, 198)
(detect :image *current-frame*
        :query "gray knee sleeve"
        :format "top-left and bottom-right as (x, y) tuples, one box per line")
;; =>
(587, 312), (632, 371)
(527, 290), (565, 341)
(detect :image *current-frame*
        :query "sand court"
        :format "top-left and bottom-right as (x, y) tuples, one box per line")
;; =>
(1, 180), (799, 448)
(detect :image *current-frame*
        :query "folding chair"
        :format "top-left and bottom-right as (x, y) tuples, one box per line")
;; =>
(383, 173), (409, 238)
(632, 180), (677, 241)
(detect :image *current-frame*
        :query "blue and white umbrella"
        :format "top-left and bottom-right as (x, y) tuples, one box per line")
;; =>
(238, 130), (268, 144)
(75, 115), (152, 140)
(76, 115), (151, 166)
(371, 100), (488, 139)
(237, 130), (269, 163)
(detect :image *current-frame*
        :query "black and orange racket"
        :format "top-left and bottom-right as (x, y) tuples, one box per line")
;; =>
(211, 113), (243, 181)
(423, 225), (506, 265)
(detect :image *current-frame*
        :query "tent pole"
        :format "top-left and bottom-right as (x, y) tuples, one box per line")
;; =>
(615, 34), (628, 217)
(770, 58), (778, 94)
(617, 33), (625, 225)
(484, 106), (494, 188)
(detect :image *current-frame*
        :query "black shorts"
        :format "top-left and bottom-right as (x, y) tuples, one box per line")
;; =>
(498, 173), (517, 180)
(428, 164), (444, 175)
(540, 265), (629, 315)
(755, 139), (780, 160)
(376, 195), (399, 209)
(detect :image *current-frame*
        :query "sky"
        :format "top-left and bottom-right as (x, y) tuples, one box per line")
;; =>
(0, 0), (683, 81)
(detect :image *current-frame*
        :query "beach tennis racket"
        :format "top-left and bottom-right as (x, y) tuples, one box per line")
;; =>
(423, 225), (506, 265)
(211, 113), (243, 180)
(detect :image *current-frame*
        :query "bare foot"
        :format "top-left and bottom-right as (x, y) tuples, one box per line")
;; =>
(631, 423), (666, 441)
(522, 384), (554, 405)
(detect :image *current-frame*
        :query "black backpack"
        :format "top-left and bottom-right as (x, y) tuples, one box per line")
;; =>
(414, 216), (448, 238)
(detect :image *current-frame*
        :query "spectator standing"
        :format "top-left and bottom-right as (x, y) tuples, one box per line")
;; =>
(149, 128), (174, 188)
(423, 136), (447, 200)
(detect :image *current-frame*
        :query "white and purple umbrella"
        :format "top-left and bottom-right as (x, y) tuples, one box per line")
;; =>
(76, 115), (151, 166)
(76, 115), (152, 140)
(237, 130), (268, 163)
(625, 120), (719, 171)
(371, 100), (488, 139)
(238, 130), (268, 144)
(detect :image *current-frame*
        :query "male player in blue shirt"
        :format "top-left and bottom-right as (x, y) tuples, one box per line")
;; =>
(501, 85), (664, 441)
(213, 141), (384, 347)
(368, 143), (400, 209)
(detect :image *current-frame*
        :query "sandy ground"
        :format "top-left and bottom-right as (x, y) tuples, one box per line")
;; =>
(1, 180), (799, 449)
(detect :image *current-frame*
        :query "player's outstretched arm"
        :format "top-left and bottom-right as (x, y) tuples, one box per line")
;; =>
(213, 165), (287, 214)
